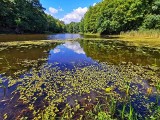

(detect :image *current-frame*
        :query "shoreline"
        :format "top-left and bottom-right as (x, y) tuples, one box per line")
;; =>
(0, 32), (160, 49)
(81, 32), (160, 49)
(82, 37), (160, 49)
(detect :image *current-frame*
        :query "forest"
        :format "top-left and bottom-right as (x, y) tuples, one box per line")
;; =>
(1, 0), (159, 35)
(66, 0), (160, 34)
(0, 0), (65, 33)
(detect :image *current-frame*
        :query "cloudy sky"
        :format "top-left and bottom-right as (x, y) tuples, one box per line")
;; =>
(40, 0), (101, 24)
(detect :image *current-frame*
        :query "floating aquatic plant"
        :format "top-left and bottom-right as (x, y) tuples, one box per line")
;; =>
(0, 61), (158, 119)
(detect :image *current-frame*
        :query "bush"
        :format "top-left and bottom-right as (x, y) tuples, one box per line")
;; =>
(142, 14), (160, 29)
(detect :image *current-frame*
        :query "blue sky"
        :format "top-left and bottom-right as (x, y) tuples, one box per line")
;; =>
(40, 0), (101, 24)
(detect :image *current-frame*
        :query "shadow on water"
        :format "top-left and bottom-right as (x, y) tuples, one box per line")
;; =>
(0, 33), (118, 42)
(80, 40), (160, 67)
(0, 43), (59, 75)
(0, 34), (49, 42)
(82, 34), (120, 39)
(0, 33), (83, 42)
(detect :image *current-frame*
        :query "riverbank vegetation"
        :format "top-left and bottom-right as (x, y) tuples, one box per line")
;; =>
(0, 0), (65, 34)
(117, 29), (160, 47)
(1, 0), (159, 37)
(66, 0), (160, 36)
(120, 29), (160, 39)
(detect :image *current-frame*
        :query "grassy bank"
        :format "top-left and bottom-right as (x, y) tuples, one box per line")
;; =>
(120, 29), (160, 39)
(82, 30), (160, 48)
(81, 33), (101, 36)
(116, 29), (160, 48)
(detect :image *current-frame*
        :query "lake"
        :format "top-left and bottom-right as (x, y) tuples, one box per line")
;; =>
(0, 33), (91, 42)
(0, 34), (160, 119)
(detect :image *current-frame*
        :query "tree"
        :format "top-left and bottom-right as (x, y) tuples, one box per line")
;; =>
(142, 0), (160, 29)
(65, 22), (80, 33)
(81, 0), (159, 35)
(0, 0), (15, 33)
(0, 0), (65, 33)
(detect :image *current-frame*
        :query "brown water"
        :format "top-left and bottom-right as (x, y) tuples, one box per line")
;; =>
(0, 34), (82, 42)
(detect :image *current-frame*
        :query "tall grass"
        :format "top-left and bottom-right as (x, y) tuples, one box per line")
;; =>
(120, 29), (160, 39)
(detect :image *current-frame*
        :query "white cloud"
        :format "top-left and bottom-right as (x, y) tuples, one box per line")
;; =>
(60, 7), (88, 24)
(93, 3), (97, 6)
(47, 7), (64, 17)
(49, 7), (58, 14)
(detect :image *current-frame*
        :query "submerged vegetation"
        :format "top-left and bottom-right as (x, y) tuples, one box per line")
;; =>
(0, 35), (160, 119)
(79, 40), (160, 66)
(82, 35), (160, 49)
(0, 40), (63, 75)
(0, 61), (160, 119)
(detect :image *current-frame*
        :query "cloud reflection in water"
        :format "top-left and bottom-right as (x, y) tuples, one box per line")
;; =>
(63, 42), (85, 54)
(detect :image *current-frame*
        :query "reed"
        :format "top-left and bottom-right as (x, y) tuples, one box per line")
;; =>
(120, 29), (160, 39)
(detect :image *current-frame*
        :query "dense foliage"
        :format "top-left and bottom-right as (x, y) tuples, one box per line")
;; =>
(0, 0), (65, 33)
(65, 22), (80, 33)
(1, 0), (159, 34)
(66, 0), (160, 34)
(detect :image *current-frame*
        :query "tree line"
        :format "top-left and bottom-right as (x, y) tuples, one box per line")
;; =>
(0, 0), (65, 33)
(66, 0), (160, 34)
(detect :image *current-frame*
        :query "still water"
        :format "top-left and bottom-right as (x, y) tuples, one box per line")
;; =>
(0, 34), (160, 119)
(0, 33), (82, 42)
(0, 33), (160, 97)
(0, 34), (159, 75)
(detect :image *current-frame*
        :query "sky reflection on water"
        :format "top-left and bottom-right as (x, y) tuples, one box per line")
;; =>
(47, 41), (97, 69)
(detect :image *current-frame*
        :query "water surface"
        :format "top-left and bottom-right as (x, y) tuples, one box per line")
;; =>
(0, 33), (83, 42)
(0, 34), (160, 119)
